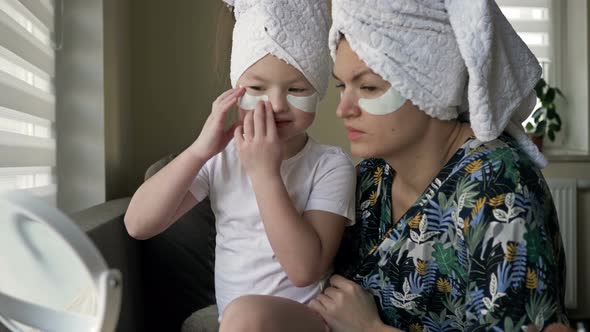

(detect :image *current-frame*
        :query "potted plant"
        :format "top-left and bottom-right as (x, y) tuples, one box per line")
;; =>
(524, 78), (567, 151)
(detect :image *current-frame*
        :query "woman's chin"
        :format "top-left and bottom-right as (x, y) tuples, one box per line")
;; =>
(350, 144), (378, 159)
(351, 143), (397, 161)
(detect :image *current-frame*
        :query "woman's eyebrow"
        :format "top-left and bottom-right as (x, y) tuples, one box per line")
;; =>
(332, 69), (374, 82)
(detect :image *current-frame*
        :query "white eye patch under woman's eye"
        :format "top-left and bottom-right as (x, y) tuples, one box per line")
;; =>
(239, 92), (269, 111)
(358, 87), (406, 115)
(287, 93), (319, 113)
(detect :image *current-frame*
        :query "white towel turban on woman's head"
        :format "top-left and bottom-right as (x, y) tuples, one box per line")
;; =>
(222, 0), (331, 99)
(329, 0), (547, 168)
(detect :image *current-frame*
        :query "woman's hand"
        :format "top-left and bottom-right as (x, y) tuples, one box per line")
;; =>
(234, 101), (283, 179)
(309, 275), (393, 332)
(188, 87), (245, 161)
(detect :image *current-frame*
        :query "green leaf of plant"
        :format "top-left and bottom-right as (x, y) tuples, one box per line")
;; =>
(546, 106), (556, 119)
(548, 130), (555, 141)
(554, 112), (562, 126)
(535, 120), (547, 136)
(534, 79), (546, 97)
(525, 122), (534, 132)
(546, 88), (556, 103)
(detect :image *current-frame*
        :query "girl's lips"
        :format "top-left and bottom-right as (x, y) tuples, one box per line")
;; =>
(275, 120), (291, 128)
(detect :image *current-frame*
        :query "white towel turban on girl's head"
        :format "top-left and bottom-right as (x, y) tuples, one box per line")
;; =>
(222, 0), (331, 99)
(329, 0), (547, 168)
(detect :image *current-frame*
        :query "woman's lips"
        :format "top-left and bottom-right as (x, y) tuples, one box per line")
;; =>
(346, 126), (365, 141)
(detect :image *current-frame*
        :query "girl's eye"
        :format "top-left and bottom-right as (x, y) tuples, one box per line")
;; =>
(335, 83), (345, 89)
(248, 86), (263, 91)
(289, 88), (306, 93)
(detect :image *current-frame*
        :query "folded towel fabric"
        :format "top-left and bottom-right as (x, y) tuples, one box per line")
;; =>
(330, 0), (547, 167)
(223, 0), (331, 99)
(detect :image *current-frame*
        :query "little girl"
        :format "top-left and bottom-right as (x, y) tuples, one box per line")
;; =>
(125, 0), (354, 330)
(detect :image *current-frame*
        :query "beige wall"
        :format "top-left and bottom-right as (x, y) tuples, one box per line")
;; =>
(310, 81), (354, 159)
(107, 0), (590, 318)
(124, 0), (228, 197)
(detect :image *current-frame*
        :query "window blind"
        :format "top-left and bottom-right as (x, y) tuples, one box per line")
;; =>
(496, 0), (553, 81)
(0, 0), (56, 203)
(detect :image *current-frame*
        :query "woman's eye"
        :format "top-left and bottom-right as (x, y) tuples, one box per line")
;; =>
(289, 88), (306, 93)
(248, 86), (263, 91)
(361, 86), (378, 92)
(335, 83), (345, 90)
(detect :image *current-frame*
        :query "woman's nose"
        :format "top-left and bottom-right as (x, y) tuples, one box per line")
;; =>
(336, 91), (361, 119)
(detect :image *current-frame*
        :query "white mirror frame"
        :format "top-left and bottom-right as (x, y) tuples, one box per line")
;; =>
(0, 191), (122, 332)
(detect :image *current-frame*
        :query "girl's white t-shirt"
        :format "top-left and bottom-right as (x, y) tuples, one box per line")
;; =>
(189, 137), (356, 318)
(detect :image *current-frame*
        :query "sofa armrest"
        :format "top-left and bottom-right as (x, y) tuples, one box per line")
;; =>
(70, 198), (142, 332)
(71, 198), (131, 233)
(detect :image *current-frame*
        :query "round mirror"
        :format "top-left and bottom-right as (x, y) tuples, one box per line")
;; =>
(0, 191), (122, 332)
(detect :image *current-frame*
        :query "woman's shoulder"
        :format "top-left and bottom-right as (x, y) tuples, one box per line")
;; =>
(454, 133), (541, 182)
(441, 134), (554, 215)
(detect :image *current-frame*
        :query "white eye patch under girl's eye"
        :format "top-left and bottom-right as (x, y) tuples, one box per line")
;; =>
(358, 87), (406, 115)
(239, 92), (269, 111)
(287, 93), (319, 113)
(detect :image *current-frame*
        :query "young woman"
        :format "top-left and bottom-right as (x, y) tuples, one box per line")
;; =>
(308, 1), (569, 331)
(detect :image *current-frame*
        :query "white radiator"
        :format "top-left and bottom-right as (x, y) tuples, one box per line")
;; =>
(546, 178), (580, 309)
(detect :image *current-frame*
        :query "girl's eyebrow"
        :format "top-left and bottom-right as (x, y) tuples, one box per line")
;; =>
(245, 74), (308, 85)
(285, 77), (308, 85)
(245, 74), (269, 82)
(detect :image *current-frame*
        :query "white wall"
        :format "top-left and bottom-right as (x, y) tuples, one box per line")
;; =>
(546, 0), (589, 154)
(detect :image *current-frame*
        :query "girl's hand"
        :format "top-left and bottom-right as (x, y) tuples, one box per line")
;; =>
(234, 101), (283, 179)
(189, 87), (245, 161)
(309, 275), (388, 332)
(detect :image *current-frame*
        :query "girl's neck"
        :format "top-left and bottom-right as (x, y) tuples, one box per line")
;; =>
(282, 132), (308, 160)
(385, 121), (473, 197)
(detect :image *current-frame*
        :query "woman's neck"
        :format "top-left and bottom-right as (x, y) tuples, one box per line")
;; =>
(385, 120), (473, 197)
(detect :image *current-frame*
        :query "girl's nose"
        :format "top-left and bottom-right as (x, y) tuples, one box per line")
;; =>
(269, 92), (289, 113)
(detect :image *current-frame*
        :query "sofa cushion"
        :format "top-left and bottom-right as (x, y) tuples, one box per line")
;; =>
(181, 304), (219, 332)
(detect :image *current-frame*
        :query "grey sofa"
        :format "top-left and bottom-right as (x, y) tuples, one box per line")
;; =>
(139, 155), (219, 332)
(78, 155), (219, 332)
